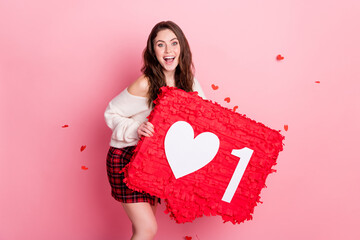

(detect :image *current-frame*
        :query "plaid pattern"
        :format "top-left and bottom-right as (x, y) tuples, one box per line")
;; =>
(106, 146), (160, 205)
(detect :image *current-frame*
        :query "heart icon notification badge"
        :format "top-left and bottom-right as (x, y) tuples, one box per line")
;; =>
(164, 121), (220, 179)
(124, 87), (284, 224)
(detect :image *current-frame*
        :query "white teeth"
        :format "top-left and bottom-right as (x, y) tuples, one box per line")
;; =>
(164, 57), (175, 59)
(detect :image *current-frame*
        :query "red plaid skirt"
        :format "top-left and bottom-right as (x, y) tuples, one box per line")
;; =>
(106, 146), (160, 205)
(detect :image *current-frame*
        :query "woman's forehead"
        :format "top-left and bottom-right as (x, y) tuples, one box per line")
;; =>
(154, 29), (177, 42)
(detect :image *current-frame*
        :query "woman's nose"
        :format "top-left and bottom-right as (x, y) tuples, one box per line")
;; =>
(165, 45), (172, 53)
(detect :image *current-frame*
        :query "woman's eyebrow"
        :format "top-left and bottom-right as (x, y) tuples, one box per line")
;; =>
(155, 38), (178, 43)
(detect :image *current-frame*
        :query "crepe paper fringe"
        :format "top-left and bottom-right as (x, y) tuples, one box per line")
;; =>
(124, 87), (284, 224)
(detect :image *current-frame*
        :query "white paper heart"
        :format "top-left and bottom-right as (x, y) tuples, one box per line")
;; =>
(164, 121), (220, 179)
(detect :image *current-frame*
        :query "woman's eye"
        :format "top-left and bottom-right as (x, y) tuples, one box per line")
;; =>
(172, 42), (178, 46)
(158, 43), (164, 47)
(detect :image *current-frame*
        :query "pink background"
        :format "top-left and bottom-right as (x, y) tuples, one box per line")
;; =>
(1, 0), (359, 239)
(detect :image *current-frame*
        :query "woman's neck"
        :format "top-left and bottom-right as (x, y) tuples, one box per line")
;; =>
(163, 70), (175, 87)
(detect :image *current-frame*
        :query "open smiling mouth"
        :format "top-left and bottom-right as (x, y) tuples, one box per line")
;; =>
(164, 56), (175, 64)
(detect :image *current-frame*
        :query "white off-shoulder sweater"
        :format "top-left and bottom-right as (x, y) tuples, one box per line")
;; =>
(104, 79), (205, 148)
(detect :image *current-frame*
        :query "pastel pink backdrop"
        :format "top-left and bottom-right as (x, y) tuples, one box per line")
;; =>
(1, 0), (359, 239)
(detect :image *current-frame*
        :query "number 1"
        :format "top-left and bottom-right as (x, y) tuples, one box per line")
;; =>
(222, 147), (254, 203)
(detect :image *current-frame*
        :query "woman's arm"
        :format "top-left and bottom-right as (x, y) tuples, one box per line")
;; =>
(104, 90), (143, 143)
(104, 75), (154, 142)
(128, 75), (155, 137)
(104, 76), (149, 142)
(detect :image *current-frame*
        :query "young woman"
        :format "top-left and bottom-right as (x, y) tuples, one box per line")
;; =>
(105, 21), (205, 240)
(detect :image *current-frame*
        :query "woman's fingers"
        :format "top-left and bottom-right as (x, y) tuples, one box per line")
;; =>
(138, 122), (155, 137)
(137, 123), (145, 137)
(145, 122), (155, 133)
(142, 126), (153, 137)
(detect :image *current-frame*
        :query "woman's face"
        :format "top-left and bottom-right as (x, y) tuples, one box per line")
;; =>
(153, 29), (181, 74)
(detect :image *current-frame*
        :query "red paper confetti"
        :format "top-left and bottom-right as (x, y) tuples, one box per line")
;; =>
(233, 106), (238, 112)
(211, 84), (219, 90)
(80, 145), (86, 152)
(276, 54), (284, 61)
(284, 125), (288, 131)
(315, 81), (320, 83)
(185, 236), (192, 240)
(81, 166), (88, 170)
(224, 97), (230, 103)
(62, 124), (69, 128)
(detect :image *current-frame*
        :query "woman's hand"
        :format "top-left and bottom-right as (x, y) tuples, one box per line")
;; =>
(137, 122), (155, 137)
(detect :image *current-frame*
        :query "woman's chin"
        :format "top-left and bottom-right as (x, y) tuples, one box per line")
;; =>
(162, 65), (177, 73)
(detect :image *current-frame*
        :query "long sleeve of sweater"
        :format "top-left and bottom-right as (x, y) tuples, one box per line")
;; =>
(104, 88), (151, 148)
(193, 78), (206, 99)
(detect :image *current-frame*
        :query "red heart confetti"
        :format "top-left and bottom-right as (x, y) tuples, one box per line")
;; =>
(315, 81), (320, 83)
(233, 106), (238, 112)
(211, 84), (219, 90)
(62, 124), (69, 128)
(81, 166), (88, 170)
(185, 236), (192, 240)
(224, 97), (230, 103)
(80, 145), (86, 152)
(284, 125), (288, 131)
(276, 54), (284, 61)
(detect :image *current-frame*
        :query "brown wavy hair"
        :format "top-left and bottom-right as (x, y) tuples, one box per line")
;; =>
(141, 21), (195, 107)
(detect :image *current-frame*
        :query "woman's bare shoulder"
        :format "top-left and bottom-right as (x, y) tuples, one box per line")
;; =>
(127, 74), (149, 97)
